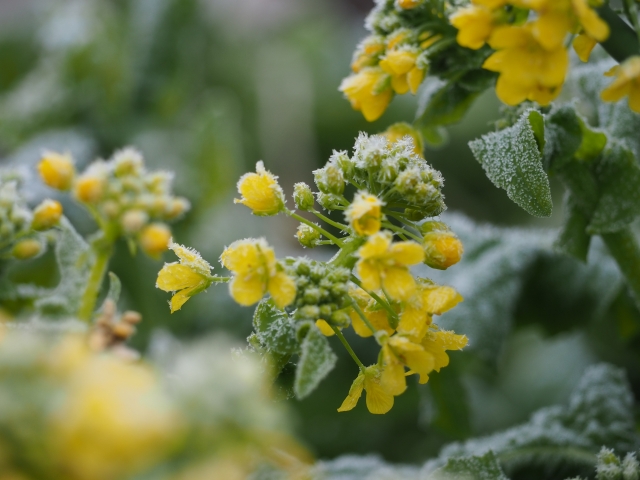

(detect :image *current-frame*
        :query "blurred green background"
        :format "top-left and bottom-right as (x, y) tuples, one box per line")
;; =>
(0, 0), (637, 471)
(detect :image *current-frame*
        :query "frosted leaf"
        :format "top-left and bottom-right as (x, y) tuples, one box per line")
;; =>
(429, 451), (508, 480)
(294, 324), (337, 399)
(252, 299), (298, 356)
(588, 142), (640, 234)
(469, 109), (553, 217)
(311, 454), (420, 480)
(34, 217), (94, 317)
(555, 192), (591, 262)
(422, 364), (638, 476)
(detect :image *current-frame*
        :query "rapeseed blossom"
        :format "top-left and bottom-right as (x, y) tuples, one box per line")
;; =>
(235, 161), (285, 216)
(157, 241), (214, 312)
(345, 191), (383, 236)
(339, 67), (393, 122)
(38, 151), (75, 190)
(450, 4), (498, 50)
(356, 231), (424, 301)
(338, 365), (395, 414)
(379, 48), (424, 95)
(220, 238), (296, 309)
(31, 199), (63, 231)
(601, 57), (640, 113)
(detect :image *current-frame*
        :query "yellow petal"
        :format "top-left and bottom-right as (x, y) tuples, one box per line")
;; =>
(156, 263), (204, 292)
(408, 67), (425, 94)
(382, 266), (416, 301)
(495, 75), (530, 106)
(316, 319), (336, 336)
(360, 89), (393, 122)
(628, 84), (640, 113)
(531, 12), (571, 51)
(573, 34), (597, 63)
(268, 271), (296, 309)
(364, 372), (394, 414)
(358, 231), (392, 259)
(357, 260), (382, 292)
(421, 285), (463, 315)
(397, 306), (429, 339)
(338, 373), (365, 412)
(403, 350), (435, 383)
(391, 74), (410, 94)
(220, 240), (261, 273)
(229, 274), (266, 306)
(380, 363), (407, 396)
(170, 289), (193, 313)
(368, 310), (395, 335)
(350, 310), (374, 338)
(388, 241), (425, 266)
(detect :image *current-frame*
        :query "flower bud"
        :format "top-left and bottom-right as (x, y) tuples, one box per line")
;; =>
(113, 147), (144, 177)
(296, 223), (321, 248)
(74, 176), (105, 204)
(139, 223), (171, 258)
(297, 305), (320, 320)
(293, 183), (315, 211)
(121, 209), (149, 234)
(165, 198), (190, 220)
(32, 199), (63, 231)
(234, 161), (285, 216)
(314, 165), (345, 195)
(12, 238), (42, 260)
(38, 152), (75, 190)
(381, 122), (424, 157)
(345, 191), (383, 236)
(422, 222), (463, 270)
(316, 192), (343, 210)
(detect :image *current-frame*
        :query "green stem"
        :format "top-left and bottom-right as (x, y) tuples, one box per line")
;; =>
(596, 4), (640, 62)
(329, 237), (365, 269)
(77, 241), (113, 323)
(602, 228), (640, 309)
(332, 326), (366, 372)
(350, 275), (399, 328)
(311, 209), (350, 232)
(287, 210), (344, 247)
(382, 221), (422, 242)
(350, 301), (377, 334)
(209, 276), (231, 282)
(623, 0), (640, 45)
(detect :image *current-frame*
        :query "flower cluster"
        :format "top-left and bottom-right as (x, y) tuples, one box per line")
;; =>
(157, 132), (467, 415)
(0, 172), (63, 260)
(39, 148), (190, 258)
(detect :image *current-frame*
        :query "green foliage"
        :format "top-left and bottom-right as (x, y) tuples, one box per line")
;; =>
(294, 324), (337, 399)
(252, 299), (298, 357)
(429, 451), (508, 480)
(469, 109), (553, 217)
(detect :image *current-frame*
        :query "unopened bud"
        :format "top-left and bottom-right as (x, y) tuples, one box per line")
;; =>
(12, 238), (42, 260)
(293, 183), (315, 211)
(423, 226), (463, 270)
(139, 223), (171, 258)
(316, 192), (343, 210)
(165, 197), (190, 219)
(314, 165), (345, 195)
(38, 152), (75, 190)
(74, 176), (105, 204)
(121, 209), (148, 234)
(32, 199), (63, 231)
(296, 223), (321, 248)
(113, 147), (144, 177)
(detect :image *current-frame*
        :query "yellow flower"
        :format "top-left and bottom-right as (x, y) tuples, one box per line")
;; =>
(601, 56), (640, 113)
(351, 35), (386, 73)
(140, 223), (172, 258)
(423, 230), (464, 269)
(395, 0), (423, 9)
(157, 240), (213, 312)
(234, 161), (285, 216)
(397, 284), (463, 339)
(450, 5), (497, 50)
(339, 67), (393, 122)
(31, 199), (63, 231)
(345, 191), (383, 236)
(338, 365), (395, 414)
(483, 24), (569, 106)
(316, 319), (336, 336)
(220, 238), (296, 309)
(74, 175), (106, 204)
(379, 49), (425, 95)
(573, 33), (597, 62)
(12, 238), (42, 260)
(38, 151), (75, 190)
(421, 328), (468, 373)
(381, 334), (435, 393)
(381, 122), (424, 157)
(348, 287), (395, 338)
(356, 231), (424, 301)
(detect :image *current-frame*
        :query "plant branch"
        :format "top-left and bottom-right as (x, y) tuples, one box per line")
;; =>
(332, 326), (366, 372)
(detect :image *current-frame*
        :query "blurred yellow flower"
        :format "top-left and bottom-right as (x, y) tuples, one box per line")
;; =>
(381, 122), (424, 157)
(345, 191), (383, 236)
(601, 56), (640, 113)
(38, 151), (75, 190)
(234, 161), (285, 216)
(450, 4), (497, 50)
(423, 230), (464, 269)
(338, 365), (395, 414)
(573, 33), (597, 62)
(220, 238), (296, 309)
(11, 238), (42, 260)
(74, 175), (106, 204)
(397, 284), (462, 339)
(356, 231), (424, 301)
(351, 35), (385, 73)
(379, 49), (424, 95)
(339, 67), (393, 122)
(382, 334), (434, 385)
(483, 24), (569, 106)
(32, 199), (63, 231)
(157, 240), (213, 312)
(140, 223), (172, 258)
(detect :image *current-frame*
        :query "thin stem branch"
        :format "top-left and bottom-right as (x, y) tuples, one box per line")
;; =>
(350, 275), (399, 326)
(311, 209), (350, 231)
(287, 210), (344, 247)
(382, 221), (422, 242)
(77, 241), (113, 323)
(332, 326), (366, 372)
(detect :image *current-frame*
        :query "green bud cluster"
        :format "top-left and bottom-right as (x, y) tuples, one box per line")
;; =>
(287, 258), (351, 326)
(79, 148), (190, 234)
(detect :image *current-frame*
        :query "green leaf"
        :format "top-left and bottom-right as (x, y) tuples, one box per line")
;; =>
(34, 217), (94, 317)
(555, 194), (592, 262)
(252, 299), (298, 356)
(469, 109), (553, 217)
(415, 79), (481, 128)
(429, 452), (508, 480)
(294, 324), (337, 399)
(588, 143), (640, 234)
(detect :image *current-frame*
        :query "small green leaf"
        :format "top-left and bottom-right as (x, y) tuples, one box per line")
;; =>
(469, 109), (553, 217)
(416, 79), (481, 128)
(252, 299), (298, 356)
(555, 194), (592, 262)
(429, 451), (508, 480)
(542, 105), (583, 171)
(588, 143), (640, 234)
(294, 324), (337, 399)
(528, 109), (545, 152)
